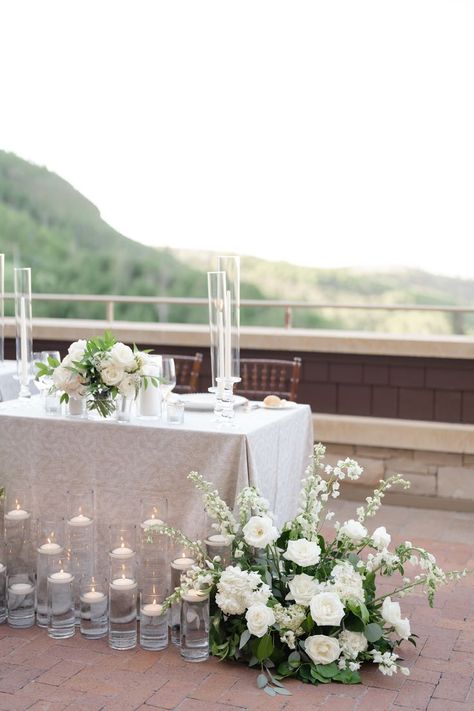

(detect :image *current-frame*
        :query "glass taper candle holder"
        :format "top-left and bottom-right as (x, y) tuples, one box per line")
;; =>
(7, 572), (35, 628)
(80, 576), (108, 639)
(36, 519), (65, 627)
(170, 548), (196, 646)
(140, 587), (168, 651)
(217, 255), (240, 380)
(14, 267), (33, 398)
(47, 556), (75, 639)
(108, 555), (137, 650)
(180, 589), (210, 662)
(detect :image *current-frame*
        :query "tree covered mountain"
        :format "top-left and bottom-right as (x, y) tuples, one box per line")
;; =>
(1, 150), (472, 333)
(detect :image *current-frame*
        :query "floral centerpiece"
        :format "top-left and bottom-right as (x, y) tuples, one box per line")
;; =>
(36, 331), (158, 417)
(148, 444), (466, 695)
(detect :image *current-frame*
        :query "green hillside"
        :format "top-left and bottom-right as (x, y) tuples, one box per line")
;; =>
(1, 149), (473, 334)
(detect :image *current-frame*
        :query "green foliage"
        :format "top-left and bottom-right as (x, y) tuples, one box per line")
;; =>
(1, 150), (473, 333)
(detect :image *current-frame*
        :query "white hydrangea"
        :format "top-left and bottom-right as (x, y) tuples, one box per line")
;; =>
(215, 566), (268, 615)
(273, 603), (306, 634)
(338, 630), (368, 659)
(330, 561), (365, 604)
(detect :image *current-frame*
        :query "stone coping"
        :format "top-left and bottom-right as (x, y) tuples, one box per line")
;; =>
(314, 413), (474, 455)
(4, 317), (474, 359)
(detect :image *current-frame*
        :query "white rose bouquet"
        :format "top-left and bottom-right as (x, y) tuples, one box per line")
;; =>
(147, 443), (467, 696)
(36, 331), (158, 417)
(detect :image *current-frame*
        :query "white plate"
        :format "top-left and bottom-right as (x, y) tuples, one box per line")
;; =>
(180, 393), (248, 411)
(257, 400), (298, 410)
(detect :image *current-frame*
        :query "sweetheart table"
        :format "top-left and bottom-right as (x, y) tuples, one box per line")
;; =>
(0, 397), (313, 554)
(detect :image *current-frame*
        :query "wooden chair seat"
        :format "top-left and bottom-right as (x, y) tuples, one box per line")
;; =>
(163, 352), (203, 394)
(235, 357), (302, 402)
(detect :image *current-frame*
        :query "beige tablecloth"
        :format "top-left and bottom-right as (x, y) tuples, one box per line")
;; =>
(0, 398), (313, 546)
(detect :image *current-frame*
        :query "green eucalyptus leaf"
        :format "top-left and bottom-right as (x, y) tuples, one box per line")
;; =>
(239, 629), (251, 649)
(257, 674), (267, 689)
(364, 622), (384, 643)
(264, 686), (277, 697)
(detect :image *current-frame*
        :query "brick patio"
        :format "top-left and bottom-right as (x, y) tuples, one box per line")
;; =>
(0, 501), (473, 710)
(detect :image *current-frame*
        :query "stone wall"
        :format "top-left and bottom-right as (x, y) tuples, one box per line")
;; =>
(324, 443), (474, 508)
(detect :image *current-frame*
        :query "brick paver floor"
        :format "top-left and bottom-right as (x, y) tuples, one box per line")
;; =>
(1, 500), (473, 710)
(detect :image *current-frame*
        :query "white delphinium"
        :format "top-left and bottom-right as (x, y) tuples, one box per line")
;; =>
(357, 476), (410, 522)
(370, 650), (405, 676)
(332, 458), (364, 481)
(365, 549), (400, 574)
(187, 472), (238, 537)
(237, 487), (272, 525)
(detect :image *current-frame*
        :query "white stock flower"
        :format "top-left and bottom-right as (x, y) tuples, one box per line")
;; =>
(109, 342), (136, 371)
(338, 630), (368, 658)
(242, 516), (278, 549)
(283, 539), (321, 567)
(286, 573), (321, 606)
(310, 592), (345, 626)
(100, 363), (125, 386)
(372, 526), (391, 550)
(338, 519), (368, 544)
(245, 604), (275, 638)
(381, 597), (410, 639)
(305, 635), (341, 665)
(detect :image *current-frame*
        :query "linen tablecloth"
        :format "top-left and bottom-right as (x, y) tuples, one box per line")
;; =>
(0, 398), (313, 545)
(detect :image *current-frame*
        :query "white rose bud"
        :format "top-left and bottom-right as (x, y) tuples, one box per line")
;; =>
(245, 604), (275, 638)
(310, 592), (345, 627)
(381, 597), (402, 627)
(305, 635), (341, 665)
(283, 539), (321, 567)
(338, 519), (368, 544)
(286, 573), (321, 606)
(372, 526), (391, 550)
(242, 516), (278, 549)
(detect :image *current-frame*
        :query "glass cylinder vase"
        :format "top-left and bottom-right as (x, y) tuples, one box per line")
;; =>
(0, 561), (6, 624)
(47, 556), (75, 639)
(180, 590), (210, 662)
(80, 576), (108, 639)
(7, 572), (35, 628)
(14, 267), (33, 398)
(36, 519), (65, 627)
(138, 355), (162, 418)
(140, 583), (168, 651)
(4, 487), (33, 573)
(170, 548), (196, 646)
(108, 554), (137, 650)
(67, 490), (95, 624)
(205, 533), (232, 568)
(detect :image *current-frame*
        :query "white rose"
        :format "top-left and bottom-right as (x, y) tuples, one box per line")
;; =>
(338, 630), (368, 659)
(338, 519), (368, 544)
(283, 539), (321, 567)
(381, 597), (402, 627)
(305, 635), (341, 665)
(67, 339), (87, 361)
(245, 604), (275, 638)
(394, 617), (411, 640)
(372, 526), (391, 550)
(109, 342), (136, 371)
(52, 365), (86, 397)
(101, 363), (125, 386)
(310, 592), (345, 627)
(242, 516), (278, 549)
(286, 573), (321, 606)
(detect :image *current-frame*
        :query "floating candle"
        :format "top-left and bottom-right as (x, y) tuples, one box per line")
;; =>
(5, 508), (30, 521)
(38, 542), (63, 555)
(170, 557), (195, 570)
(80, 590), (106, 603)
(110, 546), (134, 558)
(9, 582), (34, 595)
(182, 589), (209, 603)
(110, 577), (137, 591)
(206, 534), (231, 546)
(141, 517), (164, 529)
(141, 602), (164, 617)
(49, 571), (73, 583)
(68, 514), (92, 527)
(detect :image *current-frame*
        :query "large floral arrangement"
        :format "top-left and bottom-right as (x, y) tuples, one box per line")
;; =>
(150, 444), (466, 695)
(36, 331), (158, 417)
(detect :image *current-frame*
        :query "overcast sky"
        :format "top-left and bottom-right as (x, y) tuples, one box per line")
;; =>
(0, 1), (473, 277)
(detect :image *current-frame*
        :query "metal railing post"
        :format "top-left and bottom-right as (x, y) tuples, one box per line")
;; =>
(284, 306), (293, 329)
(106, 301), (115, 322)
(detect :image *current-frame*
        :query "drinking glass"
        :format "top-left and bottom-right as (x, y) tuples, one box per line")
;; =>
(160, 357), (176, 415)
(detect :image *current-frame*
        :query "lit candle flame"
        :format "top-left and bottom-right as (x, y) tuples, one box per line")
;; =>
(153, 597), (157, 605)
